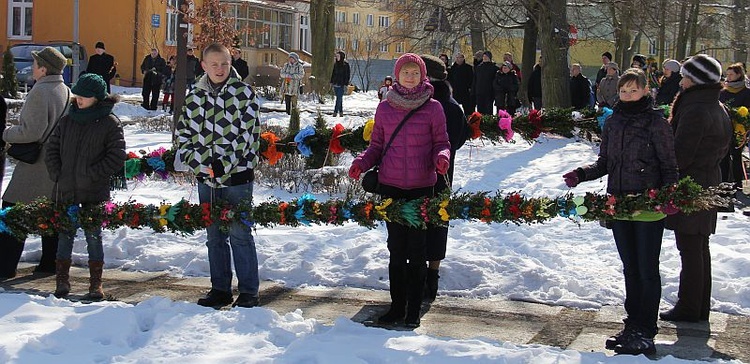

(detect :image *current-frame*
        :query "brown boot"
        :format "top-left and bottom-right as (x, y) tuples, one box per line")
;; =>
(83, 260), (104, 301)
(54, 259), (72, 298)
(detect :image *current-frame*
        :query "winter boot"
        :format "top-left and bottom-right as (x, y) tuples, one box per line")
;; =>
(197, 289), (233, 307)
(605, 325), (633, 350)
(424, 268), (440, 302)
(404, 262), (427, 328)
(378, 263), (407, 324)
(34, 235), (58, 275)
(83, 260), (104, 301)
(54, 259), (72, 298)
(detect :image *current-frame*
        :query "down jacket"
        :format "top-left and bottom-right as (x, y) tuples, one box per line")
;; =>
(579, 97), (679, 195)
(175, 69), (261, 188)
(45, 97), (126, 203)
(352, 98), (450, 189)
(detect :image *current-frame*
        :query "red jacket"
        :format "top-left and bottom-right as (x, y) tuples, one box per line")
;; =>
(354, 99), (450, 189)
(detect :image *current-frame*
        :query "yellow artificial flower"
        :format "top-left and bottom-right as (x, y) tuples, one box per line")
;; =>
(363, 119), (375, 142)
(738, 106), (749, 118)
(438, 199), (450, 222)
(375, 198), (392, 222)
(158, 204), (171, 227)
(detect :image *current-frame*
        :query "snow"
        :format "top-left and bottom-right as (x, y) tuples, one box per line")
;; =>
(1, 86), (748, 363)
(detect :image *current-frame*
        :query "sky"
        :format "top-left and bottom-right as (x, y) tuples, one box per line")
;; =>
(0, 87), (748, 363)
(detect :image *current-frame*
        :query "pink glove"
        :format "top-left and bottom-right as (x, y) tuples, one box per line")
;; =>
(436, 157), (449, 175)
(563, 170), (580, 188)
(348, 165), (362, 180)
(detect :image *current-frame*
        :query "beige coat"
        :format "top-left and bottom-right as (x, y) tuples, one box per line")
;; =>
(2, 75), (69, 203)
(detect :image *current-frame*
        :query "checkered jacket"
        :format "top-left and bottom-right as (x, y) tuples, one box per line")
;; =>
(175, 70), (261, 187)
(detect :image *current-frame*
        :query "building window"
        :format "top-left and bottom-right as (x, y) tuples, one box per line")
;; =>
(379, 43), (388, 52)
(396, 19), (405, 29)
(378, 16), (390, 28)
(299, 15), (310, 52)
(352, 39), (359, 51)
(352, 13), (359, 25)
(247, 7), (294, 51)
(396, 42), (404, 53)
(366, 14), (374, 27)
(8, 0), (33, 39)
(166, 0), (194, 46)
(648, 40), (657, 56)
(335, 10), (346, 23)
(336, 37), (346, 50)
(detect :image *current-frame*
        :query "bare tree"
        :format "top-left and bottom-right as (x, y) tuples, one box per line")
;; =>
(311, 0), (336, 100)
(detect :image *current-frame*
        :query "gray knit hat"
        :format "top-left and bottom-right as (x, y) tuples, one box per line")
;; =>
(662, 59), (681, 73)
(31, 46), (67, 75)
(680, 54), (722, 85)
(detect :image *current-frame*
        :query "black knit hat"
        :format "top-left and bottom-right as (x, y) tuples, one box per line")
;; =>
(483, 50), (493, 60)
(95, 41), (105, 50)
(602, 52), (612, 62)
(631, 54), (647, 67)
(680, 54), (722, 85)
(420, 54), (447, 81)
(72, 73), (108, 100)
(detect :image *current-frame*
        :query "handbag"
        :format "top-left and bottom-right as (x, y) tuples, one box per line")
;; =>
(7, 92), (70, 164)
(361, 101), (427, 193)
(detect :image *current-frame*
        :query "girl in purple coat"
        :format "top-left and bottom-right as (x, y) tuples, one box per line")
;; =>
(349, 53), (451, 328)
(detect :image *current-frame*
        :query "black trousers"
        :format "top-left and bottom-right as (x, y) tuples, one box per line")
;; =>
(0, 201), (57, 277)
(141, 82), (162, 110)
(673, 232), (712, 319)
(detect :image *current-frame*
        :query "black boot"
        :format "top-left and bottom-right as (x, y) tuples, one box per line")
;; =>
(378, 263), (407, 324)
(197, 289), (233, 308)
(34, 235), (57, 275)
(0, 234), (24, 279)
(404, 262), (427, 328)
(424, 268), (440, 302)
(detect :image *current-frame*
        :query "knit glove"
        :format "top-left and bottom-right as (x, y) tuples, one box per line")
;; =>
(563, 170), (580, 188)
(348, 165), (362, 180)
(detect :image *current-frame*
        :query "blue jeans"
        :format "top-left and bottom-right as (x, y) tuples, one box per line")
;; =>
(198, 182), (259, 295)
(611, 219), (664, 338)
(333, 85), (344, 114)
(57, 227), (104, 262)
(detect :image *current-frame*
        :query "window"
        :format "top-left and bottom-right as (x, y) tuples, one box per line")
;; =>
(366, 14), (374, 27)
(395, 42), (404, 53)
(247, 7), (294, 51)
(336, 37), (346, 50)
(335, 10), (346, 23)
(379, 43), (388, 52)
(8, 0), (33, 39)
(378, 16), (390, 28)
(396, 19), (405, 29)
(352, 13), (360, 25)
(352, 39), (359, 51)
(299, 15), (310, 52)
(166, 0), (194, 46)
(648, 40), (657, 56)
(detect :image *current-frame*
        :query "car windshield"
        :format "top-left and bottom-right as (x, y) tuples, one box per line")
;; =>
(10, 45), (46, 60)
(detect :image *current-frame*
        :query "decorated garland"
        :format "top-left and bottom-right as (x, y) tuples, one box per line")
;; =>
(0, 178), (726, 238)
(727, 106), (750, 147)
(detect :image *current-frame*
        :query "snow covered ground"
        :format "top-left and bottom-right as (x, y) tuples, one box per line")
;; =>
(1, 86), (748, 363)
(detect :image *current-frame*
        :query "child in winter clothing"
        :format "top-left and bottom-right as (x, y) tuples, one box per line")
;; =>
(563, 68), (678, 355)
(45, 73), (127, 300)
(349, 53), (451, 328)
(162, 56), (176, 113)
(279, 52), (304, 115)
(378, 76), (393, 101)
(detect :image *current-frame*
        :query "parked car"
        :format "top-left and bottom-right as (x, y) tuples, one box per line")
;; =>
(8, 42), (88, 87)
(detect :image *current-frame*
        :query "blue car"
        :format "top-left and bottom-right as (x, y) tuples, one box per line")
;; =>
(9, 42), (88, 87)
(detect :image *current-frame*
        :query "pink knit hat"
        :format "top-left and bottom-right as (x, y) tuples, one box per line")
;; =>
(393, 53), (427, 83)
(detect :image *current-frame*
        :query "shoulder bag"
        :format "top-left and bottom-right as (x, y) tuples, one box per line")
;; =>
(8, 91), (71, 164)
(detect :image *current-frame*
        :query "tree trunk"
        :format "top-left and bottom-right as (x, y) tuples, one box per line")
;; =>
(537, 0), (569, 108)
(687, 0), (700, 56)
(519, 6), (538, 107)
(732, 0), (748, 64)
(658, 0), (666, 64)
(675, 1), (689, 60)
(310, 0), (335, 100)
(468, 10), (485, 56)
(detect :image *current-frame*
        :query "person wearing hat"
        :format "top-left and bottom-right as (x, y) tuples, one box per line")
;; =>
(631, 54), (648, 70)
(494, 60), (520, 114)
(420, 54), (469, 302)
(348, 53), (450, 328)
(0, 46), (70, 279)
(329, 50), (351, 117)
(279, 52), (304, 115)
(655, 59), (682, 105)
(44, 73), (125, 300)
(85, 41), (116, 93)
(594, 51), (613, 96)
(139, 48), (168, 110)
(472, 50), (499, 115)
(231, 47), (249, 81)
(597, 62), (620, 108)
(719, 62), (750, 193)
(661, 54), (733, 323)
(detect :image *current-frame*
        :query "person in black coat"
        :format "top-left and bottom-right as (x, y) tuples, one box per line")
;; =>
(594, 51), (613, 96)
(447, 53), (474, 116)
(570, 64), (592, 110)
(140, 48), (167, 110)
(231, 47), (249, 81)
(493, 61), (520, 115)
(85, 41), (116, 93)
(473, 51), (499, 115)
(718, 62), (750, 191)
(527, 61), (542, 109)
(421, 55), (469, 302)
(655, 60), (682, 106)
(330, 51), (351, 117)
(45, 73), (126, 300)
(186, 47), (200, 89)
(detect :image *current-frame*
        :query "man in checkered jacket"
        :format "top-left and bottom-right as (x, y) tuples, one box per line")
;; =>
(175, 43), (261, 309)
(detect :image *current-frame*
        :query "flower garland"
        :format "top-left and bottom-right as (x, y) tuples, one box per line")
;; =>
(0, 178), (725, 238)
(727, 106), (750, 147)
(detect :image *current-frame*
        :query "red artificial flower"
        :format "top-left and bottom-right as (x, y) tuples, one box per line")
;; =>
(329, 124), (346, 154)
(467, 112), (483, 139)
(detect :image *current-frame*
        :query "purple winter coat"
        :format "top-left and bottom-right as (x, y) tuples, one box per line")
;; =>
(353, 99), (450, 189)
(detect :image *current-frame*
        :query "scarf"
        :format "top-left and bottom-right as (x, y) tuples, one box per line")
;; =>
(723, 79), (747, 94)
(386, 80), (434, 110)
(69, 100), (115, 123)
(615, 95), (654, 115)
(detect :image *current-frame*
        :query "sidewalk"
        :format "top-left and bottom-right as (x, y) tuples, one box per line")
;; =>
(2, 263), (748, 362)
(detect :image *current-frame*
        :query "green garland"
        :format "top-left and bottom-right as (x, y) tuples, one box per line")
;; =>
(0, 177), (725, 238)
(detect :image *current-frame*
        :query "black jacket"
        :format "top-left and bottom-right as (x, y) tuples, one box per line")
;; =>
(232, 58), (249, 81)
(186, 54), (200, 81)
(447, 61), (473, 104)
(140, 55), (167, 86)
(472, 61), (499, 97)
(493, 71), (519, 96)
(45, 97), (127, 204)
(655, 73), (681, 106)
(579, 97), (679, 196)
(330, 58), (351, 87)
(86, 53), (116, 81)
(432, 80), (469, 192)
(719, 85), (750, 108)
(570, 74), (591, 110)
(527, 65), (542, 99)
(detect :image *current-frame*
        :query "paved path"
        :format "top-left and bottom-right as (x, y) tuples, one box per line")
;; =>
(2, 263), (748, 362)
